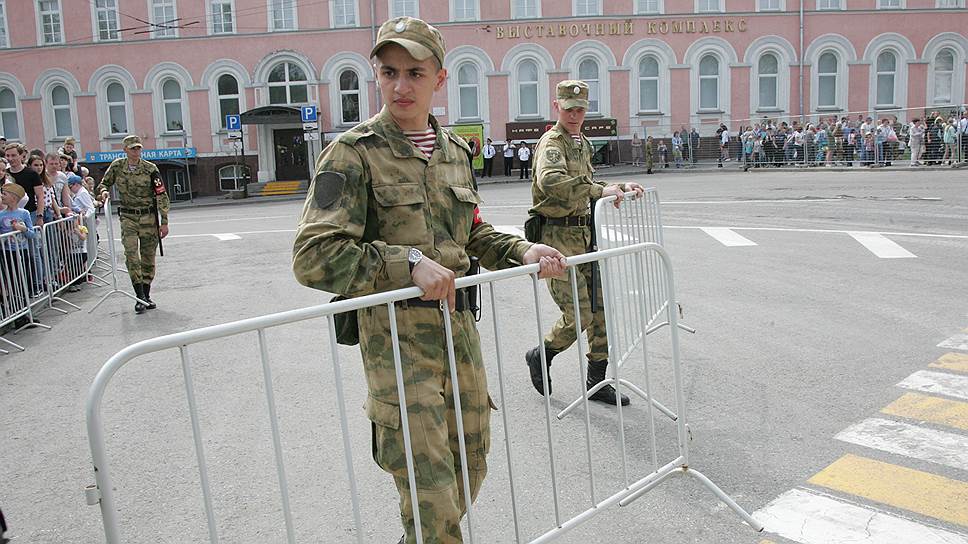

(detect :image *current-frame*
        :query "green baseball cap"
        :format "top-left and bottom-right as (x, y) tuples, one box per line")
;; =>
(122, 134), (143, 149)
(370, 16), (446, 68)
(556, 80), (590, 110)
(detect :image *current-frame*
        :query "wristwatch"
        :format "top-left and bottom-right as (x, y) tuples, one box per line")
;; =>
(407, 247), (423, 273)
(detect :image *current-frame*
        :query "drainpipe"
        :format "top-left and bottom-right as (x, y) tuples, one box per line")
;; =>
(799, 0), (805, 125)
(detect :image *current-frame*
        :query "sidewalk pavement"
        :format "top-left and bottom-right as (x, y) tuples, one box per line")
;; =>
(169, 160), (964, 210)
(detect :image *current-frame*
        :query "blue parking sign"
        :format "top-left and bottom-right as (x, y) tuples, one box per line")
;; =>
(300, 105), (318, 123)
(225, 114), (241, 131)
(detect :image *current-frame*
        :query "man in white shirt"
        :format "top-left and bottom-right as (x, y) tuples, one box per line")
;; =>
(503, 142), (515, 176)
(482, 137), (496, 177)
(517, 141), (531, 179)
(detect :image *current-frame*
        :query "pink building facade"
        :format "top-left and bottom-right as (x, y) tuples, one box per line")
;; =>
(0, 0), (965, 195)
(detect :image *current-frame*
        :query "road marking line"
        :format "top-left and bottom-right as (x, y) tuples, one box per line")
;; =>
(835, 417), (968, 472)
(847, 232), (917, 258)
(882, 392), (968, 432)
(212, 233), (241, 241)
(931, 353), (968, 374)
(700, 227), (758, 247)
(754, 488), (968, 544)
(492, 225), (524, 237)
(663, 225), (968, 241)
(602, 227), (637, 243)
(939, 333), (968, 352)
(809, 454), (968, 528)
(899, 370), (968, 401)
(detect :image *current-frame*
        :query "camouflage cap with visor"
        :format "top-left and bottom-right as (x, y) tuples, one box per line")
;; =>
(556, 80), (590, 110)
(122, 134), (143, 149)
(370, 16), (446, 68)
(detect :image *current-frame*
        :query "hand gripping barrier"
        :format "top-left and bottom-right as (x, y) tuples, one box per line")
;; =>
(86, 243), (761, 543)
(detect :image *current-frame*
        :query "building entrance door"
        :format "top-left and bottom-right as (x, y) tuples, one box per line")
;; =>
(273, 128), (309, 180)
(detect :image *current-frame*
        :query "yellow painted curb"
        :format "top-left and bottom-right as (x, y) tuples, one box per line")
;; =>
(809, 454), (968, 527)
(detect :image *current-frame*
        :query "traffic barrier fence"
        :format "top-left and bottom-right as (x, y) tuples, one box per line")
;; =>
(86, 236), (760, 542)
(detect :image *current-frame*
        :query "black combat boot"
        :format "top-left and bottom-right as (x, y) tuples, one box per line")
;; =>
(525, 344), (559, 395)
(142, 283), (156, 310)
(586, 360), (630, 406)
(132, 283), (147, 314)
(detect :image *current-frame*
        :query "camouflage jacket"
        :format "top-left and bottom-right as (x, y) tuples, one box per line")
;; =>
(293, 107), (532, 298)
(529, 122), (606, 218)
(96, 157), (170, 225)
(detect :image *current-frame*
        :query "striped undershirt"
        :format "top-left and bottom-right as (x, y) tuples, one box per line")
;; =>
(403, 127), (436, 159)
(571, 134), (581, 144)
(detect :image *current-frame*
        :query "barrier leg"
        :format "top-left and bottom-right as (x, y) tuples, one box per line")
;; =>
(89, 204), (149, 314)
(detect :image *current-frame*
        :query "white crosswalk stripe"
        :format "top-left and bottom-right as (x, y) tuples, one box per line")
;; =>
(700, 227), (758, 247)
(835, 417), (968, 472)
(938, 333), (968, 351)
(899, 370), (968, 402)
(847, 232), (917, 259)
(754, 488), (968, 544)
(213, 233), (242, 241)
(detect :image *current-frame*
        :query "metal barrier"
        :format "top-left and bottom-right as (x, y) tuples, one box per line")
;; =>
(86, 241), (761, 543)
(0, 229), (50, 352)
(89, 201), (148, 313)
(40, 214), (92, 314)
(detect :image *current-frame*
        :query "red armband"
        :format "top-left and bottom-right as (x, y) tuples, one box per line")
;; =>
(473, 206), (483, 226)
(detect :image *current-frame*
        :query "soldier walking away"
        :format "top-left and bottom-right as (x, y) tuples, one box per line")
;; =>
(96, 135), (170, 314)
(292, 16), (565, 544)
(526, 80), (645, 407)
(645, 135), (655, 174)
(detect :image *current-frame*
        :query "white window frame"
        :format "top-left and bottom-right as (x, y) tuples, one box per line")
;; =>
(511, 0), (540, 18)
(209, 0), (235, 35)
(877, 0), (903, 8)
(695, 0), (725, 12)
(930, 48), (956, 105)
(756, 53), (779, 110)
(219, 164), (249, 192)
(756, 0), (784, 11)
(450, 0), (479, 21)
(267, 62), (309, 105)
(49, 84), (73, 139)
(455, 62), (481, 121)
(874, 49), (898, 108)
(637, 56), (660, 113)
(515, 59), (541, 119)
(268, 0), (297, 31)
(0, 1), (8, 48)
(337, 69), (363, 125)
(0, 86), (21, 141)
(698, 54), (720, 111)
(160, 78), (186, 133)
(389, 0), (419, 18)
(91, 0), (120, 42)
(635, 0), (664, 14)
(330, 0), (357, 28)
(816, 0), (844, 9)
(577, 57), (601, 115)
(816, 51), (841, 110)
(936, 0), (963, 6)
(573, 0), (602, 15)
(36, 0), (64, 45)
(149, 0), (178, 39)
(215, 73), (241, 129)
(104, 80), (130, 136)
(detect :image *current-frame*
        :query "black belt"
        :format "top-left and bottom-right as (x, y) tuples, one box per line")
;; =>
(118, 206), (153, 216)
(544, 215), (591, 227)
(396, 288), (471, 311)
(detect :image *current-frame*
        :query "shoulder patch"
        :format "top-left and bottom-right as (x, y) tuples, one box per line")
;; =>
(337, 125), (374, 146)
(312, 171), (346, 209)
(545, 148), (563, 163)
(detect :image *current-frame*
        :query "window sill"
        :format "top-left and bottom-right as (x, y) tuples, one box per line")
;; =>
(456, 118), (484, 124)
(697, 109), (725, 114)
(816, 106), (843, 112)
(756, 108), (783, 113)
(637, 111), (665, 116)
(874, 105), (900, 110)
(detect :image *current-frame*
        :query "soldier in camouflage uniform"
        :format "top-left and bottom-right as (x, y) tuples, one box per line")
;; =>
(97, 135), (170, 314)
(645, 135), (655, 174)
(526, 80), (644, 407)
(292, 16), (565, 544)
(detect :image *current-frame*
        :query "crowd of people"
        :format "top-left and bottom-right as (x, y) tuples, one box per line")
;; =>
(0, 136), (98, 330)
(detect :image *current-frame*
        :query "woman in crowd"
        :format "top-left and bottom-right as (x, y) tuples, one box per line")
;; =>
(630, 133), (643, 167)
(28, 155), (60, 223)
(942, 118), (957, 165)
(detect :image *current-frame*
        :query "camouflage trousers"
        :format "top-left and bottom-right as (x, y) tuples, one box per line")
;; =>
(359, 305), (491, 544)
(119, 212), (159, 285)
(540, 224), (609, 362)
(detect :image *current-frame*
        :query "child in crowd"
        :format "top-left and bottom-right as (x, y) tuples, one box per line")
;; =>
(657, 140), (669, 168)
(0, 183), (40, 300)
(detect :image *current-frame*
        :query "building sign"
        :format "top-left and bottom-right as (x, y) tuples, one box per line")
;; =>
(448, 124), (485, 171)
(84, 147), (197, 163)
(494, 18), (748, 39)
(506, 119), (617, 141)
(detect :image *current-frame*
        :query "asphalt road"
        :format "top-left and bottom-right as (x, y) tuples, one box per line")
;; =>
(2, 169), (967, 543)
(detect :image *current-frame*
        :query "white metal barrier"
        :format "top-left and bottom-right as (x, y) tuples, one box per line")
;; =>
(0, 229), (49, 352)
(89, 201), (148, 313)
(85, 241), (761, 543)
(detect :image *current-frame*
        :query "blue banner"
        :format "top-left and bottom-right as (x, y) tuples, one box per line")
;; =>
(84, 147), (197, 163)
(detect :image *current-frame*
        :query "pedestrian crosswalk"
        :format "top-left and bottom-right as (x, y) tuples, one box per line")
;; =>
(754, 333), (968, 543)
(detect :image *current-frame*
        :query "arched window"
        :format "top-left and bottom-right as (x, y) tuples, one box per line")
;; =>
(51, 84), (72, 138)
(517, 60), (539, 117)
(875, 50), (896, 106)
(457, 63), (480, 119)
(578, 58), (600, 113)
(217, 74), (240, 125)
(0, 88), (19, 140)
(161, 78), (184, 132)
(638, 56), (659, 112)
(933, 48), (955, 104)
(699, 54), (719, 110)
(817, 51), (838, 108)
(268, 62), (308, 105)
(339, 69), (361, 125)
(106, 82), (127, 135)
(758, 53), (778, 109)
(218, 164), (249, 192)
